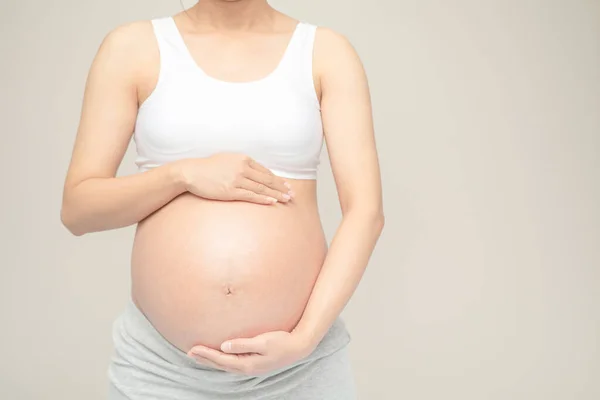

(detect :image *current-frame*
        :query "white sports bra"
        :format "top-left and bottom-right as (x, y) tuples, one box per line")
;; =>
(133, 17), (324, 179)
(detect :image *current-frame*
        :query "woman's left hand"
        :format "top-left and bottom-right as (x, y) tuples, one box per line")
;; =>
(187, 330), (314, 376)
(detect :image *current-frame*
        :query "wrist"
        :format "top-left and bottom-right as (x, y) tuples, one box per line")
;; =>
(292, 324), (321, 354)
(167, 159), (191, 194)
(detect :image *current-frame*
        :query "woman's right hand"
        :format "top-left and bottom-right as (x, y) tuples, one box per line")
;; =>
(175, 153), (294, 205)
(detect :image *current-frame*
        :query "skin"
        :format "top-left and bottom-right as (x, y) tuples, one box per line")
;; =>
(61, 0), (384, 376)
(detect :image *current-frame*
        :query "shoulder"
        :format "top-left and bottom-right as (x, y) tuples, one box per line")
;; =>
(89, 19), (159, 80)
(97, 19), (154, 55)
(311, 25), (365, 79)
(313, 26), (354, 52)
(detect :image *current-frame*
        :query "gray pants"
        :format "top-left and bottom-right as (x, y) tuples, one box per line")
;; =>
(107, 297), (357, 399)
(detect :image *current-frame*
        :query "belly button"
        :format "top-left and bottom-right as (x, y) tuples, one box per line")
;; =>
(224, 285), (233, 296)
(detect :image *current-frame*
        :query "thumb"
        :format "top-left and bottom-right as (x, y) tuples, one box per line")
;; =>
(221, 337), (266, 354)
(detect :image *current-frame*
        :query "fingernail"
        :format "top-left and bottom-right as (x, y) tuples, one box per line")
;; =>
(288, 191), (296, 198)
(282, 193), (291, 200)
(269, 197), (278, 203)
(284, 182), (292, 189)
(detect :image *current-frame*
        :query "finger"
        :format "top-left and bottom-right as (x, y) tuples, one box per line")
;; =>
(221, 337), (268, 355)
(244, 164), (292, 195)
(238, 178), (291, 203)
(190, 346), (248, 371)
(189, 354), (242, 374)
(189, 354), (224, 369)
(232, 188), (278, 205)
(246, 157), (272, 174)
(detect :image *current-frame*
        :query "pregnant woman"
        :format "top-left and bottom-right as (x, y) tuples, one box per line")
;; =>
(61, 0), (383, 399)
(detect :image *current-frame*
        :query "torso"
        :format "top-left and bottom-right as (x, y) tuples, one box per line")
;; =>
(129, 12), (327, 352)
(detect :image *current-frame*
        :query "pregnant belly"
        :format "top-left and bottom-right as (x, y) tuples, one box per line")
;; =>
(130, 184), (327, 352)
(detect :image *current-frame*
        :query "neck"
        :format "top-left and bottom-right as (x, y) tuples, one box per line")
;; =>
(189, 0), (275, 31)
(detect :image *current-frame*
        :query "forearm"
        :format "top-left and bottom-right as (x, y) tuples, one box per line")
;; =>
(61, 161), (186, 236)
(294, 207), (385, 347)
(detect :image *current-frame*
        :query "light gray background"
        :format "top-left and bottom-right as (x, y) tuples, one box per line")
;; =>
(1, 0), (599, 399)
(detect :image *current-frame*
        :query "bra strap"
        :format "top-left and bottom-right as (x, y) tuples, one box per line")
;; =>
(277, 22), (319, 100)
(148, 17), (192, 76)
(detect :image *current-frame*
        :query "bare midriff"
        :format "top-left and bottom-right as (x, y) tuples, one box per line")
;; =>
(130, 179), (326, 352)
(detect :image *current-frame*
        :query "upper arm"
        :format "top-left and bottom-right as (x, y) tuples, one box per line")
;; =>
(63, 20), (154, 191)
(315, 27), (383, 214)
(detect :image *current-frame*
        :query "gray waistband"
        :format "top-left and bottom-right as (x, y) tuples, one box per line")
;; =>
(108, 295), (352, 395)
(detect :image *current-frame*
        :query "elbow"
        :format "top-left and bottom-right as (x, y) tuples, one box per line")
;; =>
(60, 205), (86, 236)
(60, 190), (89, 236)
(360, 207), (385, 237)
(373, 208), (385, 233)
(366, 202), (385, 233)
(344, 202), (385, 232)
